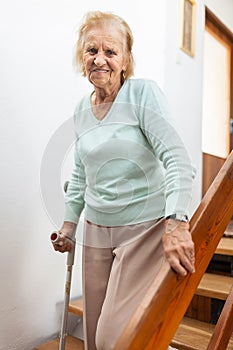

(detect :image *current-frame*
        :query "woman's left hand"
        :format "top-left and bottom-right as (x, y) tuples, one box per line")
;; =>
(162, 219), (195, 276)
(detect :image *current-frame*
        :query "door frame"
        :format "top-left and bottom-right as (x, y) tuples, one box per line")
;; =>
(202, 8), (233, 196)
(205, 8), (233, 121)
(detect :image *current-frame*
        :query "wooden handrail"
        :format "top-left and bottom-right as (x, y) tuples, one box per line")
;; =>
(114, 150), (233, 350)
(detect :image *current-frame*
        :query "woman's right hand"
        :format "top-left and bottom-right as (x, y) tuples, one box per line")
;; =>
(162, 219), (195, 276)
(52, 221), (77, 253)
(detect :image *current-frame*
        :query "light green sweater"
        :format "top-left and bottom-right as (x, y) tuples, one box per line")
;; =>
(64, 79), (195, 226)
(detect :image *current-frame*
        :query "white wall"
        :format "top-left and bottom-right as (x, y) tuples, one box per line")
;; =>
(162, 0), (206, 215)
(0, 1), (167, 349)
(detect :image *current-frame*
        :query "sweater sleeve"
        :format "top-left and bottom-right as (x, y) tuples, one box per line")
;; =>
(64, 141), (86, 224)
(139, 80), (196, 218)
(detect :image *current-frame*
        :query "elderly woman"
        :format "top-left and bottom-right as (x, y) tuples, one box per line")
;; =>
(53, 11), (195, 350)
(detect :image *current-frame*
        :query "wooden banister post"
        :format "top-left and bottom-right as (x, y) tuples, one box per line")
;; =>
(207, 283), (233, 350)
(114, 150), (233, 350)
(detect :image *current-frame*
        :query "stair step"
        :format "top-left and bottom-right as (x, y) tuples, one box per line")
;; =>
(197, 273), (233, 300)
(68, 297), (83, 317)
(33, 335), (84, 350)
(223, 220), (233, 238)
(172, 316), (233, 350)
(216, 237), (233, 256)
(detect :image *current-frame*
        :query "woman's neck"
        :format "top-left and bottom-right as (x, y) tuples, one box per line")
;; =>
(91, 82), (122, 120)
(93, 82), (121, 105)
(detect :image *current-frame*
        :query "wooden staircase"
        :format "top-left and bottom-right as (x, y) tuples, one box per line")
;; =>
(34, 151), (233, 349)
(171, 226), (233, 350)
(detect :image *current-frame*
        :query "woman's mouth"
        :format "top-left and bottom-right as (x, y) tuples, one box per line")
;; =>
(92, 69), (109, 73)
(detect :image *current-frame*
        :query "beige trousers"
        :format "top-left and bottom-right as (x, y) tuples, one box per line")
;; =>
(82, 218), (166, 350)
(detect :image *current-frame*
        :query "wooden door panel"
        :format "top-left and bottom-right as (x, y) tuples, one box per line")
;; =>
(202, 153), (225, 196)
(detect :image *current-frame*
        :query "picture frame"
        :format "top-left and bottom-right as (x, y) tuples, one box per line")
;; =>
(181, 0), (196, 57)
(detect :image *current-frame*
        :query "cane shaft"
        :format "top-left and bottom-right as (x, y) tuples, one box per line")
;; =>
(59, 244), (76, 350)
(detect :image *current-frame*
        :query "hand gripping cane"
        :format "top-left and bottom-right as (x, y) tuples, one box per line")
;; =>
(50, 231), (76, 350)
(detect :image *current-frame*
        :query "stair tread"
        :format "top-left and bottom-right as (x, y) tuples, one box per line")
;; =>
(197, 273), (233, 300)
(172, 317), (233, 350)
(223, 220), (233, 238)
(216, 237), (233, 256)
(68, 297), (83, 317)
(33, 335), (84, 350)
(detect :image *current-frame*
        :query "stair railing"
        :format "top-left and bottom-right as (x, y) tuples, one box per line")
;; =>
(114, 150), (233, 350)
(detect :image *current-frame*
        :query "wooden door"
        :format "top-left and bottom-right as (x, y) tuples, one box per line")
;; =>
(202, 9), (233, 196)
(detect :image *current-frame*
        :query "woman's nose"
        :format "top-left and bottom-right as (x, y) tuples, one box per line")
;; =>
(94, 52), (106, 66)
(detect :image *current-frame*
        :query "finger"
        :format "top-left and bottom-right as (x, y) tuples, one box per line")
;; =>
(54, 242), (72, 253)
(63, 243), (72, 252)
(181, 254), (195, 274)
(53, 243), (61, 251)
(185, 251), (195, 263)
(166, 255), (188, 276)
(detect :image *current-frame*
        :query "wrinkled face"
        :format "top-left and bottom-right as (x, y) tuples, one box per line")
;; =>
(82, 25), (127, 90)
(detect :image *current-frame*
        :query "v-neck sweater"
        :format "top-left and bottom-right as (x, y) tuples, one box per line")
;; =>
(64, 78), (195, 226)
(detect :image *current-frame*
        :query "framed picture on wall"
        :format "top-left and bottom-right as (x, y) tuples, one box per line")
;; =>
(181, 0), (196, 57)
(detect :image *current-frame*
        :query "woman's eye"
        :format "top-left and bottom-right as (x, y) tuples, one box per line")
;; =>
(106, 50), (116, 56)
(88, 48), (97, 55)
